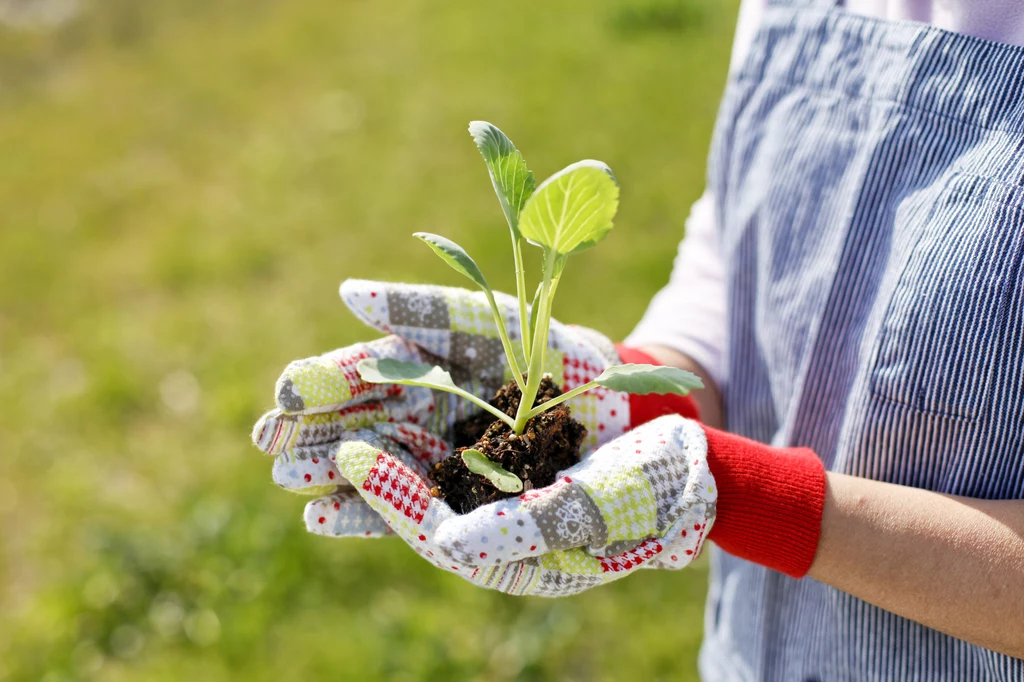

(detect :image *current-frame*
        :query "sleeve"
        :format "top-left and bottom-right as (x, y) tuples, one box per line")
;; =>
(624, 191), (729, 388)
(623, 0), (768, 388)
(729, 0), (768, 73)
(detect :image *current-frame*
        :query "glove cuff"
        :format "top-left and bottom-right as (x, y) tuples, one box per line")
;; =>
(615, 343), (825, 578)
(702, 427), (825, 578)
(615, 345), (702, 424)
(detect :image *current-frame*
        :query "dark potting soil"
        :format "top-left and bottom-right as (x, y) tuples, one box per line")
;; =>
(430, 376), (587, 515)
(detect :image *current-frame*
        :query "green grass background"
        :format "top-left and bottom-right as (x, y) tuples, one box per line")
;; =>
(0, 1), (739, 679)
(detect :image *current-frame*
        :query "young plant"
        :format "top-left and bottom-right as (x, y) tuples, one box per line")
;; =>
(357, 122), (702, 492)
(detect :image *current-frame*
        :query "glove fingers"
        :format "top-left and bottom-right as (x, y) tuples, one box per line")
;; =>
(272, 422), (450, 495)
(252, 386), (432, 456)
(273, 335), (422, 415)
(333, 439), (501, 578)
(372, 421), (452, 474)
(304, 490), (394, 538)
(568, 416), (714, 554)
(648, 508), (713, 570)
(319, 426), (568, 591)
(272, 443), (351, 495)
(333, 435), (456, 548)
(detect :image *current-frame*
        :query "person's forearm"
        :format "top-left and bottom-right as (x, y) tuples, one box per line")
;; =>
(638, 344), (1024, 657)
(636, 344), (724, 429)
(810, 473), (1024, 659)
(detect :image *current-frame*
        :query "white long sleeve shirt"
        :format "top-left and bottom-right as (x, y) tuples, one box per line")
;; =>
(624, 0), (1024, 390)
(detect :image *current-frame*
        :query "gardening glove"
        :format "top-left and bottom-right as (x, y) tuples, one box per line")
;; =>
(253, 279), (827, 587)
(252, 278), (663, 538)
(332, 414), (716, 596)
(428, 419), (836, 592)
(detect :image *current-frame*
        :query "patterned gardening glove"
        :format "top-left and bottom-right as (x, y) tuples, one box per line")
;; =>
(334, 414), (716, 596)
(253, 279), (644, 538)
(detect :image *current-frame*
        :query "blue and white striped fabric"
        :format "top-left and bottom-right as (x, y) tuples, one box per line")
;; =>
(700, 1), (1024, 680)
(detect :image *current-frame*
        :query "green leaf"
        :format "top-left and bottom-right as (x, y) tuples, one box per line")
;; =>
(358, 358), (517, 429)
(461, 449), (523, 493)
(413, 232), (490, 291)
(468, 121), (535, 236)
(518, 160), (620, 256)
(593, 364), (703, 395)
(357, 358), (459, 392)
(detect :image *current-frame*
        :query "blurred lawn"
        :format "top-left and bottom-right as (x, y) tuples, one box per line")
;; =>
(0, 0), (739, 680)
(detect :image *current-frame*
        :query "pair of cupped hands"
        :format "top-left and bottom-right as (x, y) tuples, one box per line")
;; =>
(252, 280), (717, 597)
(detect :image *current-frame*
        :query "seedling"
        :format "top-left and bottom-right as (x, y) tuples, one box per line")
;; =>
(357, 122), (702, 504)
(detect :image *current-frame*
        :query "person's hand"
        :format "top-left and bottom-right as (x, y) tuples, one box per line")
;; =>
(332, 414), (716, 596)
(252, 279), (650, 538)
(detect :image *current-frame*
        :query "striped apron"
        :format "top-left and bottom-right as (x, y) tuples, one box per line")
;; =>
(700, 1), (1024, 679)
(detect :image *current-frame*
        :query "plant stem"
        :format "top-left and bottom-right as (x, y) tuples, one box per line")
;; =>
(521, 381), (598, 421)
(512, 296), (548, 434)
(483, 289), (527, 393)
(437, 383), (517, 430)
(512, 252), (560, 434)
(513, 237), (531, 361)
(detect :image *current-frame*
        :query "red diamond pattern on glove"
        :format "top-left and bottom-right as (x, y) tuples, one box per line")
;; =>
(598, 538), (664, 573)
(362, 453), (429, 524)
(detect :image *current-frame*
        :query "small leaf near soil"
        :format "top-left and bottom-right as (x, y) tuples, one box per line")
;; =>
(461, 448), (524, 493)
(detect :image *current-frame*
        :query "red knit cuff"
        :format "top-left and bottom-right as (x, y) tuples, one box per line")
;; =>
(615, 345), (701, 424)
(702, 427), (826, 578)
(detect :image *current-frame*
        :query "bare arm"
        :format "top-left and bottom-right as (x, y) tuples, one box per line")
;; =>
(641, 343), (1024, 659)
(810, 475), (1024, 659)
